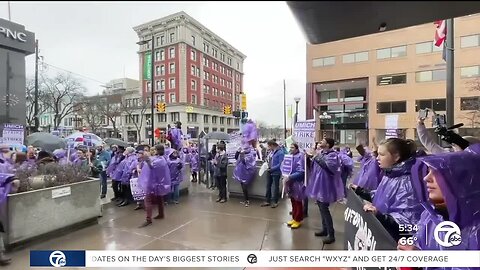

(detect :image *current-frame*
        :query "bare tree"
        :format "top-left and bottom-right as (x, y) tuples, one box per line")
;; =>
(26, 78), (49, 132)
(41, 73), (85, 130)
(464, 78), (480, 128)
(77, 98), (104, 134)
(121, 97), (148, 143)
(97, 97), (122, 138)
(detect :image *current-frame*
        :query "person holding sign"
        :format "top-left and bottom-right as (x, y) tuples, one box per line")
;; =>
(283, 143), (306, 229)
(354, 138), (423, 241)
(398, 151), (480, 253)
(138, 145), (171, 228)
(306, 138), (344, 244)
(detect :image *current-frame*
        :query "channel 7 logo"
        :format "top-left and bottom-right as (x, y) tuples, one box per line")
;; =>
(434, 221), (462, 247)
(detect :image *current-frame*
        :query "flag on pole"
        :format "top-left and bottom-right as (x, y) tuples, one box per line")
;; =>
(434, 20), (447, 61)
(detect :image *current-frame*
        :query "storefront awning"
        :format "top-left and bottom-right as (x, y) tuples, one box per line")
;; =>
(287, 1), (480, 44)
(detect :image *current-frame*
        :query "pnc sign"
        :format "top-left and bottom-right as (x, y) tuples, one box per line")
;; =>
(0, 26), (27, 42)
(0, 18), (35, 54)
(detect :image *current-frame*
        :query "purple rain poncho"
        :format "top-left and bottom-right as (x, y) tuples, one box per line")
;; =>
(372, 158), (423, 226)
(53, 149), (68, 166)
(190, 151), (200, 173)
(107, 153), (123, 178)
(170, 128), (183, 150)
(352, 151), (382, 191)
(112, 155), (127, 181)
(284, 152), (306, 201)
(0, 173), (13, 205)
(411, 151), (480, 257)
(138, 155), (171, 196)
(338, 151), (354, 177)
(465, 143), (480, 155)
(306, 149), (345, 203)
(233, 145), (257, 185)
(119, 153), (138, 184)
(181, 148), (191, 163)
(168, 157), (184, 186)
(241, 120), (258, 147)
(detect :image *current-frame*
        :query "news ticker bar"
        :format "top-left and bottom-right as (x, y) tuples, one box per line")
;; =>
(30, 250), (480, 268)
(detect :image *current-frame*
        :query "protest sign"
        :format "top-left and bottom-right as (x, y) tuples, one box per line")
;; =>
(281, 154), (293, 176)
(2, 123), (24, 145)
(129, 178), (146, 201)
(293, 120), (315, 150)
(344, 188), (397, 270)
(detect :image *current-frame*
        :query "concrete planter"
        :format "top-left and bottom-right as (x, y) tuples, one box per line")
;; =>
(0, 178), (101, 247)
(227, 164), (284, 200)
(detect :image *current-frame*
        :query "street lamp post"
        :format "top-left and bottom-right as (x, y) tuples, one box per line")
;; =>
(294, 97), (301, 124)
(137, 35), (155, 146)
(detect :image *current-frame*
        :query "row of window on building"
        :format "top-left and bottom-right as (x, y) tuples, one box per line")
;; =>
(124, 112), (239, 126)
(377, 65), (480, 86)
(312, 34), (480, 67)
(377, 97), (480, 114)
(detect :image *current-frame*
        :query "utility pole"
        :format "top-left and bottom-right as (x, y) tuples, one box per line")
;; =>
(446, 18), (454, 127)
(34, 40), (40, 132)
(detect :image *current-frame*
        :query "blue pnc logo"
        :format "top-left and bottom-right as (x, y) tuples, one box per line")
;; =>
(30, 250), (86, 267)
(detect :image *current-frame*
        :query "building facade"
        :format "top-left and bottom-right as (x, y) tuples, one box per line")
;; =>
(133, 11), (245, 138)
(306, 14), (480, 145)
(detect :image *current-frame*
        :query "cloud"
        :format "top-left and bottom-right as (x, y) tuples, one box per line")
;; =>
(2, 1), (307, 125)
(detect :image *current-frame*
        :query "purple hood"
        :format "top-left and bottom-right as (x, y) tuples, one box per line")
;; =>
(415, 151), (480, 229)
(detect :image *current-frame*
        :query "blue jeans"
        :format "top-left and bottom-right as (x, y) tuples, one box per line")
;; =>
(266, 174), (281, 204)
(170, 184), (180, 202)
(100, 171), (108, 196)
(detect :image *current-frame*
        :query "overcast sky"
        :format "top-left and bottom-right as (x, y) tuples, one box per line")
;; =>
(2, 1), (307, 126)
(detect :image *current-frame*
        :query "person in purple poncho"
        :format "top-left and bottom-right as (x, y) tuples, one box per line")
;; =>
(335, 146), (354, 197)
(306, 138), (344, 244)
(353, 138), (424, 242)
(0, 173), (20, 266)
(351, 144), (382, 191)
(53, 149), (68, 165)
(284, 143), (306, 229)
(138, 145), (171, 228)
(117, 147), (137, 207)
(398, 151), (480, 265)
(108, 146), (125, 202)
(233, 144), (257, 207)
(190, 149), (200, 183)
(167, 150), (184, 204)
(170, 121), (184, 151)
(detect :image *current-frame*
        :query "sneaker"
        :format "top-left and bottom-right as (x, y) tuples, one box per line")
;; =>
(270, 203), (278, 208)
(260, 202), (270, 207)
(174, 201), (179, 204)
(153, 215), (164, 220)
(138, 221), (152, 228)
(244, 200), (250, 207)
(290, 221), (302, 229)
(219, 199), (226, 203)
(100, 194), (106, 199)
(216, 198), (222, 202)
(287, 220), (295, 226)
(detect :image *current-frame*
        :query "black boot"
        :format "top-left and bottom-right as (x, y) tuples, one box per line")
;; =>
(314, 230), (327, 237)
(323, 236), (336, 244)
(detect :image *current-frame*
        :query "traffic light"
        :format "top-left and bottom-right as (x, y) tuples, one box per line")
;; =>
(156, 102), (166, 112)
(223, 105), (232, 115)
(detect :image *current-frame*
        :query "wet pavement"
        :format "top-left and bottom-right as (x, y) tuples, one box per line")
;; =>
(7, 182), (347, 270)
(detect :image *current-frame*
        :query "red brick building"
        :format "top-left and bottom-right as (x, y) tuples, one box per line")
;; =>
(134, 12), (246, 137)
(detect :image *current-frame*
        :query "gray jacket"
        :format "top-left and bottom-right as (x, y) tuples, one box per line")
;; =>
(214, 152), (228, 177)
(417, 123), (451, 154)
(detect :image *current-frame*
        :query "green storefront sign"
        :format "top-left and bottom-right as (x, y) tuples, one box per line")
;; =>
(143, 52), (152, 81)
